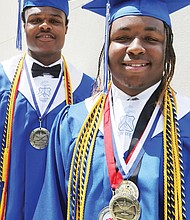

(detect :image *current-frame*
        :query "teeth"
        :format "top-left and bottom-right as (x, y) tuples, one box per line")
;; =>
(128, 63), (147, 67)
(41, 35), (51, 38)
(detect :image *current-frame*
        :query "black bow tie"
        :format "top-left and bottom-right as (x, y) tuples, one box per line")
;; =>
(31, 63), (61, 78)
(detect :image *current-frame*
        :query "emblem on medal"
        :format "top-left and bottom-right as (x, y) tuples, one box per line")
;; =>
(109, 180), (141, 220)
(30, 127), (49, 149)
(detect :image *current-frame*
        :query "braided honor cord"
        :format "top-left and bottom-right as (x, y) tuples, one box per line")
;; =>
(67, 85), (186, 220)
(163, 86), (186, 220)
(62, 56), (73, 105)
(0, 55), (25, 219)
(67, 93), (107, 220)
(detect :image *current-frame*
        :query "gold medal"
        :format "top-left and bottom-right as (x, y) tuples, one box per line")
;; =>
(109, 193), (140, 220)
(109, 181), (141, 220)
(115, 180), (139, 200)
(30, 127), (49, 149)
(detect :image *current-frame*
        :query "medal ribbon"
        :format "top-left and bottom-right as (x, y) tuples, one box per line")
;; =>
(0, 54), (72, 219)
(104, 96), (123, 189)
(104, 94), (161, 189)
(25, 61), (63, 121)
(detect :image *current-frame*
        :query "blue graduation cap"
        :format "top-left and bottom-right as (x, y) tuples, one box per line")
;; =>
(82, 0), (190, 27)
(82, 0), (189, 94)
(16, 0), (69, 50)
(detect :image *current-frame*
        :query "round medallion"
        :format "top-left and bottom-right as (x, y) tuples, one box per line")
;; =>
(109, 193), (141, 220)
(116, 180), (139, 200)
(98, 206), (113, 220)
(30, 127), (49, 149)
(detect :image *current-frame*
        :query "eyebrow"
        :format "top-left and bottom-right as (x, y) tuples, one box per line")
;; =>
(116, 26), (164, 35)
(28, 13), (63, 19)
(144, 26), (164, 35)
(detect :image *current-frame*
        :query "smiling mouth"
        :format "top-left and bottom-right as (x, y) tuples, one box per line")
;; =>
(124, 63), (148, 67)
(36, 34), (55, 39)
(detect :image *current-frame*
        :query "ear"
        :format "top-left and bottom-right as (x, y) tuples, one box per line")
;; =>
(23, 23), (26, 31)
(65, 25), (68, 35)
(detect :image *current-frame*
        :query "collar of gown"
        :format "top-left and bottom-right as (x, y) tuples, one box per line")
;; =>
(85, 82), (190, 138)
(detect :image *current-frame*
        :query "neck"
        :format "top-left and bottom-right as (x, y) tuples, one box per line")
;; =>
(28, 50), (62, 66)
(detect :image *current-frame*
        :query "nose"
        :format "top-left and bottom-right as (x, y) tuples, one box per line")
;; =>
(39, 21), (51, 31)
(126, 38), (145, 55)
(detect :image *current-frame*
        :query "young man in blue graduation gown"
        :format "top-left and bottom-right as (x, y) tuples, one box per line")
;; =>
(0, 0), (94, 219)
(33, 0), (190, 219)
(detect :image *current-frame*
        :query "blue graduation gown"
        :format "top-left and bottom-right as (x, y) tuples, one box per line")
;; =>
(33, 91), (190, 220)
(0, 55), (94, 220)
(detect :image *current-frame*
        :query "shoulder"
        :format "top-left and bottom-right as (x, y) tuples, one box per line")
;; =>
(0, 54), (24, 82)
(174, 91), (190, 136)
(0, 55), (23, 91)
(53, 101), (88, 140)
(55, 94), (101, 137)
(67, 62), (95, 102)
(1, 54), (23, 69)
(67, 62), (94, 85)
(176, 92), (190, 137)
(175, 91), (190, 119)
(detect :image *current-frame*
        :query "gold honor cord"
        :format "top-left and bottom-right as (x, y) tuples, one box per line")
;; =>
(163, 86), (184, 220)
(62, 56), (73, 105)
(67, 85), (186, 220)
(0, 55), (25, 219)
(67, 93), (107, 220)
(0, 54), (73, 219)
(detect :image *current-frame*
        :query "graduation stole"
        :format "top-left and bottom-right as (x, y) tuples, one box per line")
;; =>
(67, 86), (185, 220)
(0, 54), (73, 219)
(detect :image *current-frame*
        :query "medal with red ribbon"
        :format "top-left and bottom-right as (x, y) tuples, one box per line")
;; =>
(100, 93), (161, 220)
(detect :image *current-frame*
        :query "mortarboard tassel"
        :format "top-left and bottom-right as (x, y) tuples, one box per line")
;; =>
(16, 0), (23, 50)
(103, 0), (110, 94)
